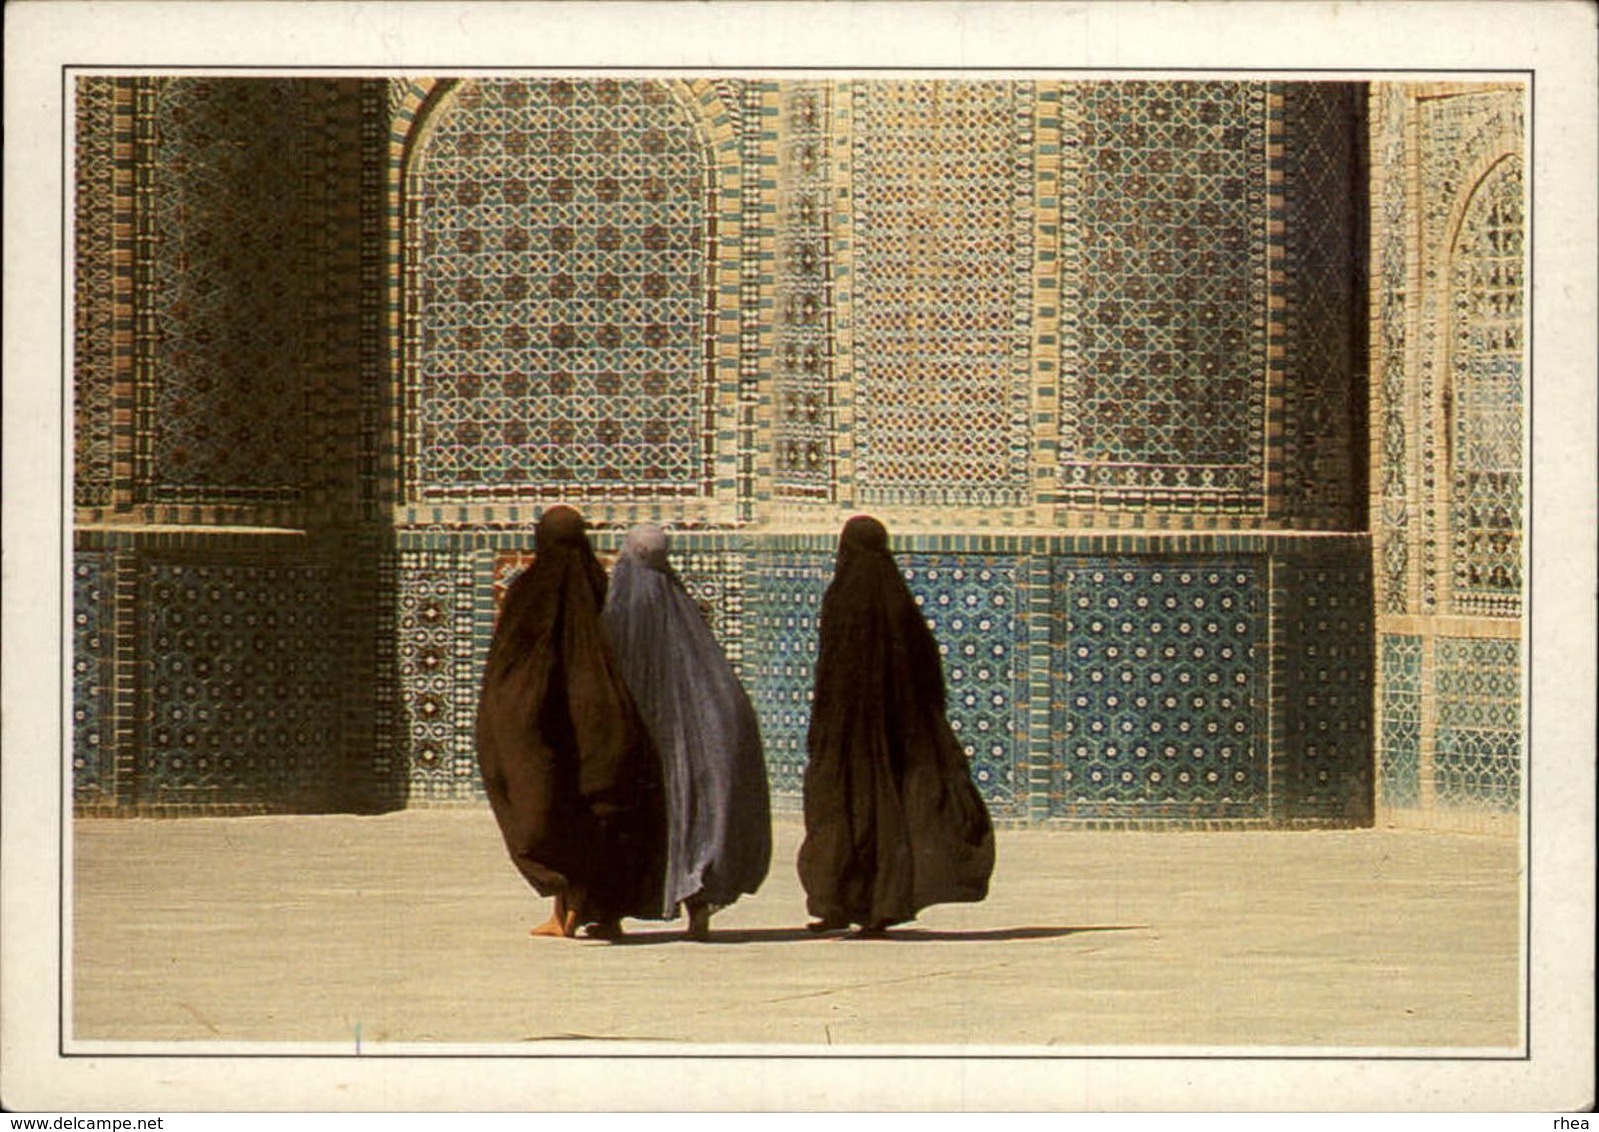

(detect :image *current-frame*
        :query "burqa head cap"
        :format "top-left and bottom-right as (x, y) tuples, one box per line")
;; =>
(621, 524), (671, 571)
(840, 514), (889, 554)
(537, 505), (587, 550)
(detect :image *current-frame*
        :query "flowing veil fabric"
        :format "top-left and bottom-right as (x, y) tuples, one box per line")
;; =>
(798, 515), (995, 929)
(602, 525), (772, 913)
(475, 506), (668, 925)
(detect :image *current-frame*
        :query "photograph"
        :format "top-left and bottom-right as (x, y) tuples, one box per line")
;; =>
(3, 0), (1594, 1115)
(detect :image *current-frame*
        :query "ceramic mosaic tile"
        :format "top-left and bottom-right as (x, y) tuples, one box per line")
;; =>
(1278, 84), (1367, 530)
(773, 83), (836, 499)
(1413, 89), (1525, 616)
(1057, 81), (1270, 509)
(137, 560), (343, 806)
(1448, 159), (1523, 617)
(1379, 634), (1423, 809)
(1275, 556), (1374, 822)
(670, 549), (748, 674)
(1367, 83), (1525, 826)
(72, 553), (116, 800)
(745, 552), (833, 797)
(902, 555), (1028, 815)
(746, 548), (1028, 814)
(851, 81), (1035, 508)
(73, 78), (118, 509)
(1373, 83), (1412, 615)
(736, 80), (772, 521)
(145, 79), (313, 501)
(410, 78), (713, 498)
(1434, 637), (1521, 812)
(397, 551), (480, 802)
(1048, 559), (1268, 818)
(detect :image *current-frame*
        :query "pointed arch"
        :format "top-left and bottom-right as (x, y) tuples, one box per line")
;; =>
(386, 76), (744, 525)
(1442, 153), (1525, 616)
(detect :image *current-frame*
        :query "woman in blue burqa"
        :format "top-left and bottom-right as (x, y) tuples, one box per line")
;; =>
(475, 505), (668, 940)
(798, 515), (995, 936)
(601, 524), (772, 940)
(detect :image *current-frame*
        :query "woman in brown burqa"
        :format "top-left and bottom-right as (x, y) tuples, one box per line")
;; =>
(475, 505), (668, 939)
(798, 515), (996, 935)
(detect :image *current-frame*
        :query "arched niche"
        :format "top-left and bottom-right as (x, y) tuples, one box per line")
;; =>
(1442, 153), (1524, 617)
(389, 77), (744, 527)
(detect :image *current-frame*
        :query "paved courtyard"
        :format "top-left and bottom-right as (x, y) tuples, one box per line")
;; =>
(70, 810), (1522, 1052)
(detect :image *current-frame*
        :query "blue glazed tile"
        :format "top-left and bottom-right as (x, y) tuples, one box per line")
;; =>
(1378, 635), (1422, 814)
(1048, 558), (1268, 819)
(139, 560), (343, 807)
(1434, 637), (1521, 812)
(72, 552), (115, 801)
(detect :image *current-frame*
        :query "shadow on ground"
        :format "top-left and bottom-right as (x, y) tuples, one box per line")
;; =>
(597, 924), (1146, 945)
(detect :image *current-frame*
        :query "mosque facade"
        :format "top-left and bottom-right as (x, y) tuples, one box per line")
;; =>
(70, 76), (1524, 830)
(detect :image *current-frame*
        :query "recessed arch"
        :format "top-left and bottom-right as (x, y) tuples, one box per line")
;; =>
(388, 76), (745, 523)
(1441, 152), (1524, 616)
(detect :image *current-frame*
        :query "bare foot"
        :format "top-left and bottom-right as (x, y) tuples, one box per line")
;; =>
(530, 894), (580, 938)
(529, 912), (568, 938)
(686, 903), (712, 942)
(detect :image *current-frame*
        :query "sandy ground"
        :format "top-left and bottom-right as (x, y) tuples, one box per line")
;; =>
(71, 811), (1521, 1051)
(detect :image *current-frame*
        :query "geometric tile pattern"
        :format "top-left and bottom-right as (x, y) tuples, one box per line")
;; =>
(1278, 84), (1367, 530)
(136, 560), (343, 806)
(146, 78), (312, 500)
(72, 552), (116, 801)
(1367, 84), (1525, 824)
(745, 551), (833, 798)
(1058, 82), (1270, 509)
(72, 526), (1381, 824)
(73, 77), (118, 509)
(1048, 559), (1269, 819)
(355, 79), (392, 524)
(410, 79), (712, 497)
(773, 83), (835, 498)
(1448, 158), (1524, 617)
(733, 79), (768, 520)
(367, 547), (404, 807)
(72, 79), (1408, 827)
(1275, 555), (1374, 822)
(667, 548), (748, 675)
(1414, 88), (1524, 615)
(396, 552), (480, 802)
(1373, 83), (1412, 614)
(385, 77), (412, 120)
(1434, 637), (1521, 812)
(1379, 634), (1423, 810)
(851, 81), (1035, 508)
(901, 555), (1027, 816)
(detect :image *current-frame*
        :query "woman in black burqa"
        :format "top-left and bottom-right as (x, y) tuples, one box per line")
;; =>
(475, 505), (668, 940)
(798, 515), (996, 935)
(601, 524), (772, 941)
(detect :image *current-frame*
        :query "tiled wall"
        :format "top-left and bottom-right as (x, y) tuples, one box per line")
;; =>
(135, 558), (344, 808)
(364, 532), (1370, 826)
(70, 77), (394, 814)
(849, 81), (1037, 509)
(1057, 82), (1270, 512)
(70, 77), (1525, 829)
(1368, 83), (1524, 831)
(409, 79), (715, 496)
(1434, 638), (1521, 812)
(70, 553), (116, 803)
